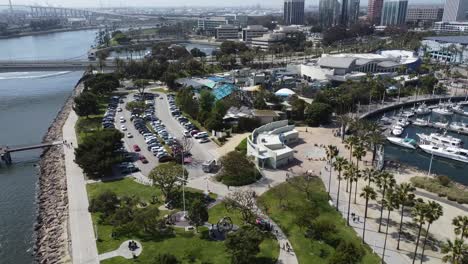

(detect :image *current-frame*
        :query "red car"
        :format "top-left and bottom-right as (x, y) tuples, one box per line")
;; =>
(139, 155), (148, 164)
(133, 144), (141, 152)
(190, 130), (200, 136)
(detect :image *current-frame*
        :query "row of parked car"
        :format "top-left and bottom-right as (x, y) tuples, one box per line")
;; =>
(102, 96), (123, 129)
(166, 94), (210, 143)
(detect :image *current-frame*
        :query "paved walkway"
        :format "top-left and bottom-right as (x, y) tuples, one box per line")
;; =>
(63, 110), (99, 264)
(318, 163), (411, 264)
(99, 240), (142, 261)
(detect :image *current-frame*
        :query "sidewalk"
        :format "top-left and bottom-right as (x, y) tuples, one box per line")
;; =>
(63, 110), (99, 264)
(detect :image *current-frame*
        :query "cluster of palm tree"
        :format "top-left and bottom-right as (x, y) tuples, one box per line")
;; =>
(441, 216), (468, 264)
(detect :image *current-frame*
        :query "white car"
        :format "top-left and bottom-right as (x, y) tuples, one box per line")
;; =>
(120, 119), (126, 123)
(127, 132), (133, 138)
(198, 138), (210, 143)
(117, 108), (123, 112)
(121, 125), (127, 131)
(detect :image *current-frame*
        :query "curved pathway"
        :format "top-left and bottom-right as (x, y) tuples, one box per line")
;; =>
(99, 240), (142, 261)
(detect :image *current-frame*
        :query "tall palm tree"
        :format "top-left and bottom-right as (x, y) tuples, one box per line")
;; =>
(333, 157), (348, 211)
(420, 201), (443, 263)
(452, 215), (468, 239)
(326, 145), (339, 194)
(394, 183), (416, 250)
(344, 163), (359, 226)
(352, 143), (366, 203)
(441, 238), (468, 264)
(344, 135), (359, 192)
(376, 172), (396, 233)
(382, 190), (397, 264)
(362, 167), (377, 186)
(360, 185), (377, 243)
(412, 201), (429, 264)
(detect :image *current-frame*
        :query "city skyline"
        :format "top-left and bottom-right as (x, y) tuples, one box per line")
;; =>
(2, 0), (445, 8)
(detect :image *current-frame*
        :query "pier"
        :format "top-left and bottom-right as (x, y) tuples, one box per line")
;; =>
(0, 141), (62, 165)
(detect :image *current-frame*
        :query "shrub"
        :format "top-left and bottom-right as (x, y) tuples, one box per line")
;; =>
(235, 138), (248, 155)
(329, 240), (365, 264)
(437, 176), (451, 187)
(217, 151), (260, 186)
(410, 176), (468, 204)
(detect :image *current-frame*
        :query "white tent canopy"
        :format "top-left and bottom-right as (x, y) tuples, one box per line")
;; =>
(275, 88), (296, 97)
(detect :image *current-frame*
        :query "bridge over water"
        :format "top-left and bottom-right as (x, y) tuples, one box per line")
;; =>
(0, 141), (62, 165)
(0, 59), (116, 72)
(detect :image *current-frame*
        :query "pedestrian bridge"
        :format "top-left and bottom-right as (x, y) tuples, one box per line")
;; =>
(0, 60), (116, 72)
(0, 141), (62, 164)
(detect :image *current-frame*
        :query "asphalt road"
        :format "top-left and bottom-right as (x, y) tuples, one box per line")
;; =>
(117, 92), (219, 179)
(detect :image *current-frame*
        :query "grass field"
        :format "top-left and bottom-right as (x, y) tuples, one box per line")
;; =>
(257, 176), (381, 264)
(87, 178), (279, 264)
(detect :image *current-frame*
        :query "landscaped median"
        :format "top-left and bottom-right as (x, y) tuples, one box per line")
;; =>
(411, 176), (468, 204)
(87, 178), (279, 264)
(257, 176), (381, 264)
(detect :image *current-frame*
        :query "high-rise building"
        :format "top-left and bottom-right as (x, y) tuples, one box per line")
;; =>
(284, 0), (305, 25)
(442, 0), (468, 21)
(380, 0), (408, 26)
(406, 5), (444, 25)
(341, 0), (360, 26)
(319, 0), (342, 28)
(368, 0), (384, 24)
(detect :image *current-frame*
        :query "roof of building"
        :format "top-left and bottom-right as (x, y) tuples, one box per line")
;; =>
(275, 88), (296, 96)
(223, 106), (253, 120)
(424, 36), (468, 45)
(212, 83), (238, 100)
(378, 61), (401, 68)
(242, 85), (262, 92)
(318, 57), (356, 69)
(253, 110), (280, 117)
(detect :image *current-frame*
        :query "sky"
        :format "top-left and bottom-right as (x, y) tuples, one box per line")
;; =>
(2, 0), (444, 8)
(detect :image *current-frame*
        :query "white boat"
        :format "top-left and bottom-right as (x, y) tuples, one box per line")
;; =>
(433, 107), (453, 116)
(419, 145), (468, 163)
(452, 105), (468, 117)
(380, 115), (393, 125)
(402, 111), (415, 118)
(433, 121), (449, 129)
(396, 118), (410, 127)
(413, 118), (430, 127)
(416, 132), (463, 148)
(387, 136), (417, 149)
(392, 125), (404, 136)
(414, 103), (432, 115)
(449, 122), (468, 132)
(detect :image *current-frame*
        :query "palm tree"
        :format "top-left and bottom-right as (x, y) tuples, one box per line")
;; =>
(394, 183), (416, 250)
(420, 201), (443, 263)
(362, 167), (377, 186)
(441, 239), (468, 264)
(366, 124), (385, 164)
(382, 190), (397, 264)
(344, 163), (359, 226)
(352, 143), (366, 203)
(360, 185), (377, 243)
(376, 171), (396, 233)
(412, 201), (429, 264)
(344, 135), (359, 192)
(452, 215), (468, 239)
(326, 145), (339, 194)
(333, 157), (348, 211)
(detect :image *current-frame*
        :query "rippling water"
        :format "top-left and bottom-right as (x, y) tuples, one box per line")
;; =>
(0, 29), (95, 264)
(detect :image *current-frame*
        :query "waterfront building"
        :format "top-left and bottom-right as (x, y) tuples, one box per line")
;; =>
(380, 0), (408, 26)
(421, 36), (468, 64)
(247, 120), (299, 169)
(434, 21), (468, 32)
(284, 0), (305, 25)
(368, 0), (384, 24)
(442, 0), (468, 21)
(216, 24), (239, 40)
(319, 0), (342, 28)
(242, 25), (269, 42)
(406, 5), (444, 26)
(251, 33), (286, 50)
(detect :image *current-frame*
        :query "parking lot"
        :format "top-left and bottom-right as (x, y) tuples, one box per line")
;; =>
(115, 92), (219, 179)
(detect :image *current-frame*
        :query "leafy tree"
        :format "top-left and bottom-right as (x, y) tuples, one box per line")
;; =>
(290, 95), (306, 120)
(218, 151), (258, 186)
(307, 217), (338, 240)
(305, 102), (333, 127)
(74, 129), (123, 178)
(225, 190), (257, 224)
(153, 253), (181, 264)
(73, 92), (100, 118)
(149, 162), (188, 201)
(329, 240), (365, 264)
(125, 101), (148, 115)
(225, 226), (264, 264)
(134, 79), (150, 96)
(133, 205), (167, 236)
(188, 197), (209, 232)
(176, 88), (199, 118)
(88, 190), (119, 217)
(199, 90), (215, 113)
(84, 73), (120, 95)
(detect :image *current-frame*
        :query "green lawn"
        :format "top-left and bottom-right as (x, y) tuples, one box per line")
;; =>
(87, 178), (278, 264)
(257, 176), (381, 264)
(208, 202), (244, 227)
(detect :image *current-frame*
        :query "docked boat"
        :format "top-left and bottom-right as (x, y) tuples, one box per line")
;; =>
(413, 118), (430, 127)
(433, 107), (453, 116)
(380, 115), (393, 125)
(433, 121), (449, 129)
(419, 145), (468, 163)
(414, 103), (432, 115)
(387, 136), (417, 149)
(396, 118), (410, 127)
(392, 125), (404, 136)
(402, 111), (415, 118)
(449, 122), (468, 132)
(452, 105), (468, 117)
(416, 132), (463, 148)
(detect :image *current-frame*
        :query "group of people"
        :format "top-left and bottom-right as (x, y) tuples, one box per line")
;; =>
(128, 240), (138, 251)
(63, 140), (73, 148)
(282, 242), (292, 253)
(351, 212), (361, 223)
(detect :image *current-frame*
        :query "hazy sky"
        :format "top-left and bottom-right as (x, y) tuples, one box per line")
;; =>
(3, 0), (444, 8)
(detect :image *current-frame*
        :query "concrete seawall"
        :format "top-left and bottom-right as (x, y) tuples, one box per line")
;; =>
(34, 75), (86, 264)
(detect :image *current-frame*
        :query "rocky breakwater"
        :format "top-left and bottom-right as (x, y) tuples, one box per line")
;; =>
(34, 81), (83, 264)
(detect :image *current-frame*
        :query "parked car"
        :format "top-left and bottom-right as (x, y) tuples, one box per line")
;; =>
(127, 132), (133, 138)
(139, 155), (149, 164)
(133, 144), (141, 152)
(198, 138), (210, 143)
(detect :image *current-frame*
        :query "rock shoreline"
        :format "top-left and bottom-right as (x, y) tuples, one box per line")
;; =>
(34, 78), (84, 264)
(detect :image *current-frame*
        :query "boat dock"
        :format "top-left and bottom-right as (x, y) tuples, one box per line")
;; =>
(0, 141), (62, 165)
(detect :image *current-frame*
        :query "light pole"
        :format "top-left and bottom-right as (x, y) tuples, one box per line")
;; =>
(427, 152), (434, 177)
